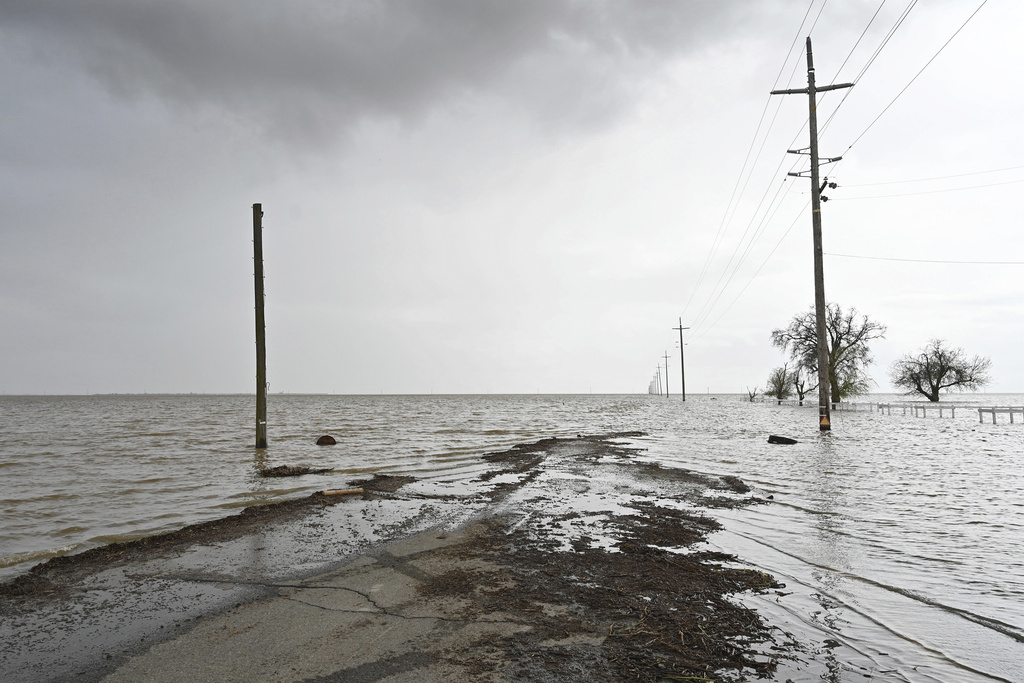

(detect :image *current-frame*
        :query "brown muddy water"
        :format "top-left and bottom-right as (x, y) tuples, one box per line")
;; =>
(1, 393), (1022, 681)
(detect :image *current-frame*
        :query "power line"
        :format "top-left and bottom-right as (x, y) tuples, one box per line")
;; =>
(688, 176), (796, 336)
(684, 1), (864, 337)
(689, 23), (863, 340)
(850, 0), (919, 85)
(691, 201), (808, 343)
(776, 0), (819, 90)
(826, 252), (1024, 265)
(819, 0), (919, 139)
(680, 0), (819, 322)
(685, 142), (811, 340)
(679, 2), (997, 348)
(842, 164), (1024, 186)
(845, 0), (989, 152)
(682, 2), (963, 344)
(827, 0), (889, 84)
(807, 0), (831, 37)
(687, 172), (787, 330)
(684, 2), (870, 339)
(687, 1), (923, 341)
(832, 176), (1024, 199)
(685, 77), (817, 334)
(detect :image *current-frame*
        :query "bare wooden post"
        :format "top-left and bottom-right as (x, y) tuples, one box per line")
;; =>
(253, 203), (268, 449)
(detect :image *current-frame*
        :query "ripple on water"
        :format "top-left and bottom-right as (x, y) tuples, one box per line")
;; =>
(1, 393), (1023, 679)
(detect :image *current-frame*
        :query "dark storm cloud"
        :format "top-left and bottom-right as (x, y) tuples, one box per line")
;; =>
(4, 0), (762, 144)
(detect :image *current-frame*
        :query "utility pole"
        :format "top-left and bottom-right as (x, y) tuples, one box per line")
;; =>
(662, 352), (670, 397)
(673, 319), (690, 401)
(771, 37), (852, 433)
(253, 203), (268, 449)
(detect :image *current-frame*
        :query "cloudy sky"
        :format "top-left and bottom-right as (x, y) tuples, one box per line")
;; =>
(2, 0), (1021, 395)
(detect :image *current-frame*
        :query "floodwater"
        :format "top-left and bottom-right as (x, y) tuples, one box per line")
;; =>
(1, 393), (1022, 681)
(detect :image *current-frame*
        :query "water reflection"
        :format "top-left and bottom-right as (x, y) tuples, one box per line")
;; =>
(253, 448), (269, 473)
(808, 436), (849, 589)
(803, 437), (848, 682)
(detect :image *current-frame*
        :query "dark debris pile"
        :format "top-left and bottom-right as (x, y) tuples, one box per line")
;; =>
(259, 465), (333, 477)
(420, 503), (786, 682)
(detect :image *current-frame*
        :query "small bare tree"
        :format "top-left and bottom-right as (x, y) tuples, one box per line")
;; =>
(746, 386), (760, 402)
(889, 339), (991, 402)
(792, 367), (813, 406)
(765, 365), (793, 404)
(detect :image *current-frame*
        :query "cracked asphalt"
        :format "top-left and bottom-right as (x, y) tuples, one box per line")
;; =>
(101, 523), (527, 682)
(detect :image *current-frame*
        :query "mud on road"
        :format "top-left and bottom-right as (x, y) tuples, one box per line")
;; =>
(1, 433), (790, 682)
(422, 434), (787, 681)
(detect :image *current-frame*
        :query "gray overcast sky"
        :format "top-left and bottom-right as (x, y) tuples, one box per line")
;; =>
(2, 0), (1022, 395)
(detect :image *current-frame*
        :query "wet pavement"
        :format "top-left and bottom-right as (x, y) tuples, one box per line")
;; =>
(1, 434), (781, 682)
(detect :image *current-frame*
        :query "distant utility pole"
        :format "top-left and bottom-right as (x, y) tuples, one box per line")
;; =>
(662, 352), (670, 397)
(673, 319), (690, 401)
(253, 203), (268, 448)
(771, 37), (852, 433)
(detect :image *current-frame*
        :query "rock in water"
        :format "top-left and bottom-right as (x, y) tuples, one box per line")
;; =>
(316, 435), (337, 446)
(767, 435), (797, 445)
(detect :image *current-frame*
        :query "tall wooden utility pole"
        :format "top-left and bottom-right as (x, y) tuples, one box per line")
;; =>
(771, 37), (852, 432)
(662, 352), (671, 397)
(673, 319), (690, 401)
(253, 203), (268, 448)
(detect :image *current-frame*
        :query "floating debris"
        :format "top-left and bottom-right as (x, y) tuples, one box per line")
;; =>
(259, 465), (333, 478)
(348, 474), (416, 493)
(320, 487), (363, 496)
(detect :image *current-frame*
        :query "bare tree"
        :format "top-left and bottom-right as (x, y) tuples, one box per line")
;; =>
(792, 367), (813, 406)
(765, 365), (793, 404)
(746, 386), (760, 402)
(770, 303), (886, 402)
(889, 339), (991, 402)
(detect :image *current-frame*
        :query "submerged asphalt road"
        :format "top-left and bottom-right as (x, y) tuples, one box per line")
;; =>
(1, 434), (780, 682)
